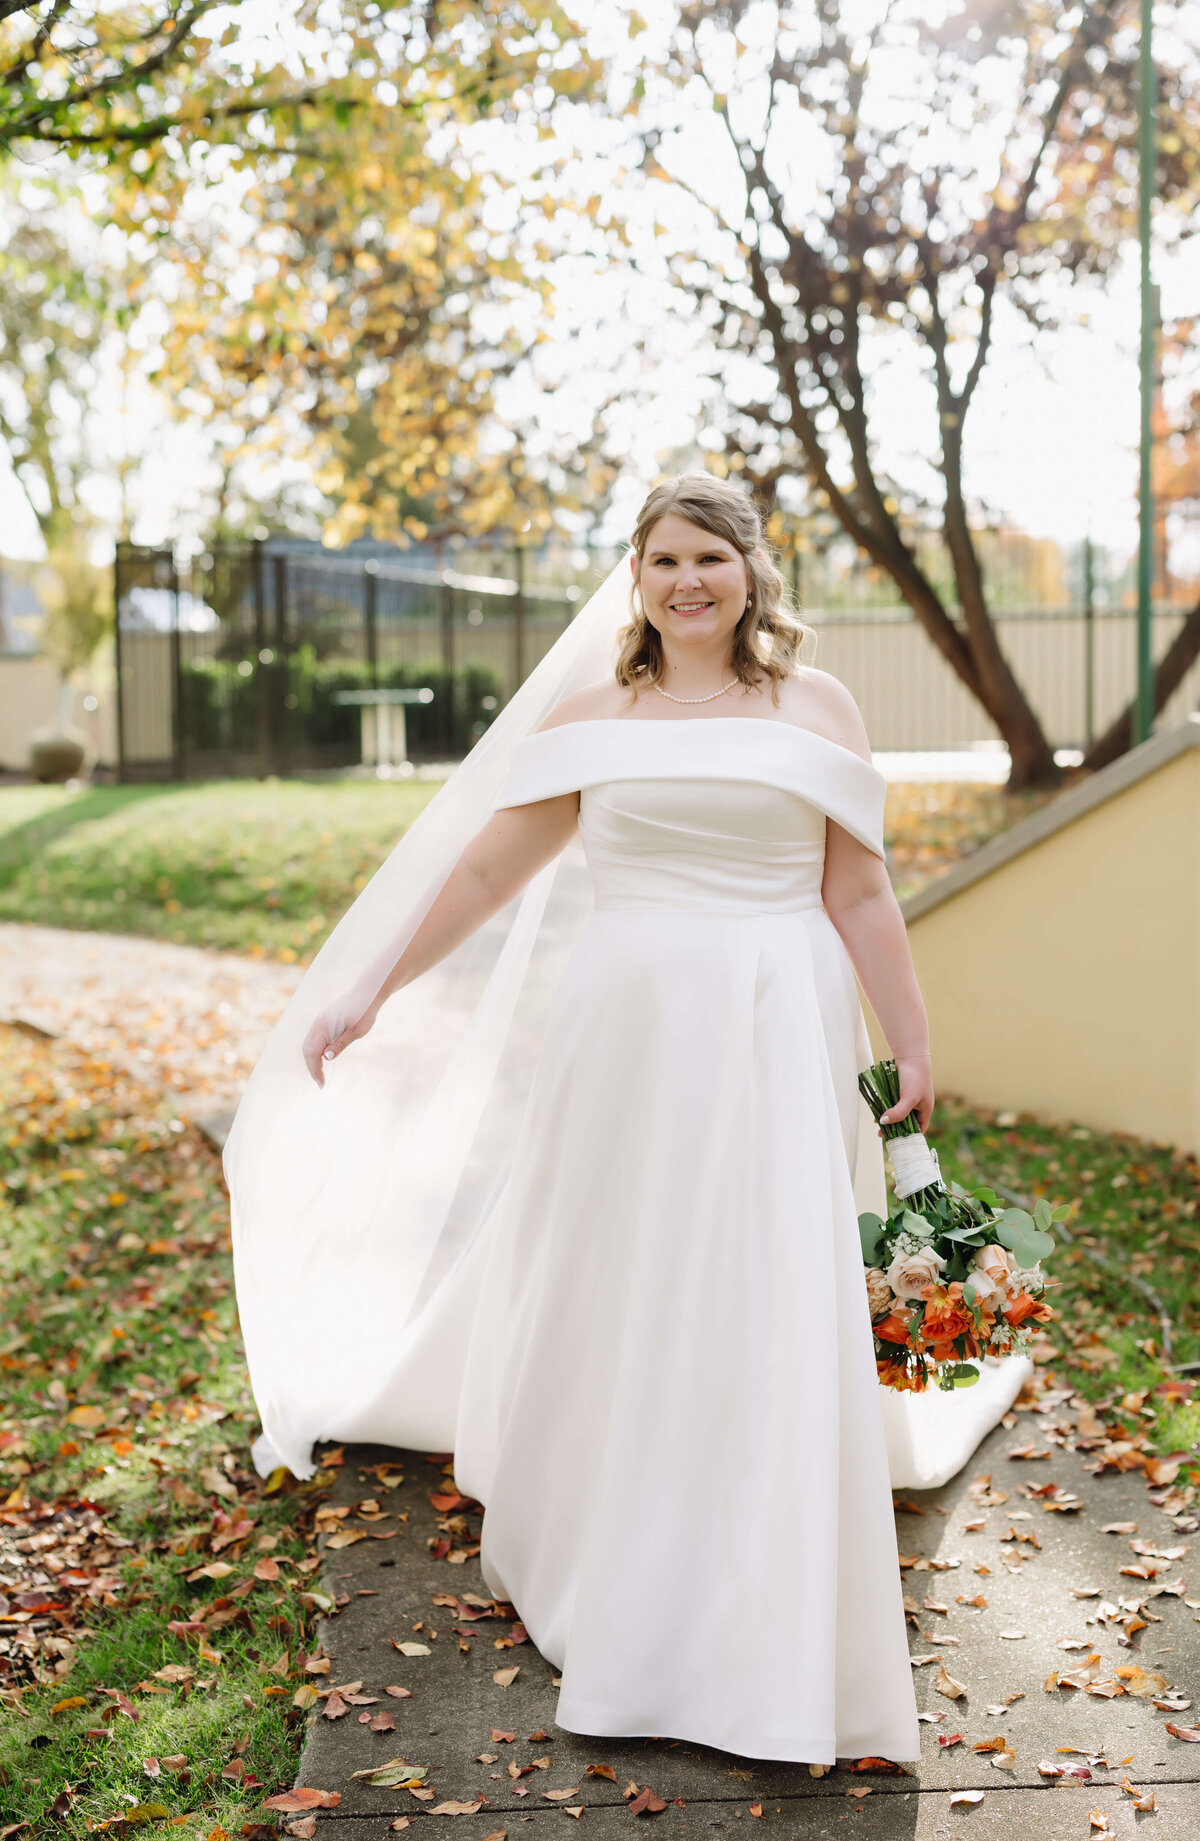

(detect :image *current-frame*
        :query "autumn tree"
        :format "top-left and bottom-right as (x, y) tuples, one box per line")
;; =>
(134, 1), (613, 547)
(596, 0), (1200, 787)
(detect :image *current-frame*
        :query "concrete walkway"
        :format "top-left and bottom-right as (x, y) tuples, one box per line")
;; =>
(291, 1369), (1200, 1839)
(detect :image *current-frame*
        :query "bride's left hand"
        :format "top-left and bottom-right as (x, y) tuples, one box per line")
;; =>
(879, 1052), (934, 1134)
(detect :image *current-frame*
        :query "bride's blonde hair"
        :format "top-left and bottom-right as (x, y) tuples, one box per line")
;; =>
(616, 473), (813, 699)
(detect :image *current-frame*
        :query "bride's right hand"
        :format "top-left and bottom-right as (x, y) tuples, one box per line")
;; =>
(303, 1002), (379, 1087)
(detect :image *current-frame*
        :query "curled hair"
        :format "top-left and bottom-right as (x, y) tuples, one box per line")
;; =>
(616, 473), (814, 700)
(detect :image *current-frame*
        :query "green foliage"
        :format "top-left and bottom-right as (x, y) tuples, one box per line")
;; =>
(0, 778), (440, 959)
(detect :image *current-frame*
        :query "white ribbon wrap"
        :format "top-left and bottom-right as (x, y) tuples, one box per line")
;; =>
(885, 1132), (944, 1201)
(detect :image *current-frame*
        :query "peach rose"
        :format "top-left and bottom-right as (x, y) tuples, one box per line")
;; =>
(886, 1244), (945, 1301)
(864, 1267), (895, 1322)
(970, 1243), (1017, 1306)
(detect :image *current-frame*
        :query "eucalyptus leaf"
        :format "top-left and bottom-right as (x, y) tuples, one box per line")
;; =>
(858, 1212), (886, 1266)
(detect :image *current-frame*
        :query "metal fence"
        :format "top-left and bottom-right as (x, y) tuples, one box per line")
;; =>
(113, 542), (581, 779)
(114, 538), (1200, 779)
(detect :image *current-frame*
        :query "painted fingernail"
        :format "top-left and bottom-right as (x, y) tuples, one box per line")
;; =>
(323, 1048), (335, 1061)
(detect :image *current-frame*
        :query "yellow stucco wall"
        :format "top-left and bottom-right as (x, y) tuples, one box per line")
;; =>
(868, 745), (1200, 1153)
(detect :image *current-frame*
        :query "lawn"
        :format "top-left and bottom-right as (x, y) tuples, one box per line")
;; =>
(0, 776), (1043, 962)
(2, 1024), (1199, 1833)
(0, 780), (440, 961)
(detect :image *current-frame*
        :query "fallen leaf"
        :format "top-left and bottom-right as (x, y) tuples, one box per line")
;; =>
(1101, 1522), (1138, 1534)
(386, 1686), (414, 1698)
(263, 1790), (342, 1812)
(1114, 1665), (1171, 1698)
(934, 1664), (967, 1700)
(428, 1802), (484, 1816)
(937, 1733), (964, 1749)
(1089, 1814), (1112, 1835)
(948, 1790), (983, 1806)
(542, 1790), (581, 1803)
(491, 1729), (516, 1742)
(628, 1788), (667, 1816)
(1165, 1721), (1200, 1742)
(493, 1666), (520, 1687)
(394, 1642), (431, 1658)
(586, 1764), (617, 1781)
(349, 1760), (430, 1788)
(50, 1697), (88, 1714)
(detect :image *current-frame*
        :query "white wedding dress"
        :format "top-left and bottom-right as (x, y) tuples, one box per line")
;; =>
(234, 714), (1031, 1766)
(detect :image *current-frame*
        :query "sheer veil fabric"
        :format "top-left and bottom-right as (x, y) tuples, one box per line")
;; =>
(225, 558), (1030, 1493)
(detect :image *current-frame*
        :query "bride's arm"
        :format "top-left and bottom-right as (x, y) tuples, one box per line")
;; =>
(304, 790), (579, 1085)
(792, 671), (933, 1132)
(821, 827), (933, 1132)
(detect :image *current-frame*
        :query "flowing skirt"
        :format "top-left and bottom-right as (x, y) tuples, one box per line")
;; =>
(452, 903), (922, 1764)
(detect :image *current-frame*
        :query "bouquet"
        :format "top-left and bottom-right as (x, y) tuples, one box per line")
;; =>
(857, 1059), (1062, 1393)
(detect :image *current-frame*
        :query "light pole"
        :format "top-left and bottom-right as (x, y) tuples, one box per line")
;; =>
(1135, 0), (1157, 745)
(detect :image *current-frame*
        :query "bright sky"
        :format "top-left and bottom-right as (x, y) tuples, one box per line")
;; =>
(2, 1), (1196, 567)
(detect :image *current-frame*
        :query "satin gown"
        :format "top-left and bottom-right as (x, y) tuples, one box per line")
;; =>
(449, 717), (924, 1764)
(245, 717), (1030, 1762)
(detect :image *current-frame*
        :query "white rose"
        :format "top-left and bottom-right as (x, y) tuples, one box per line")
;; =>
(886, 1244), (945, 1301)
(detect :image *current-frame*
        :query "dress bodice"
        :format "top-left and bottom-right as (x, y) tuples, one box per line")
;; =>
(496, 718), (887, 918)
(579, 778), (827, 915)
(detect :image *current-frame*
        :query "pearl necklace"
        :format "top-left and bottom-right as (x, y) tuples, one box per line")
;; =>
(654, 677), (738, 706)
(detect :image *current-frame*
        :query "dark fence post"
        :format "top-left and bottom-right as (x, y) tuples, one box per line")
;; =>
(272, 553), (290, 776)
(253, 540), (269, 778)
(365, 560), (379, 688)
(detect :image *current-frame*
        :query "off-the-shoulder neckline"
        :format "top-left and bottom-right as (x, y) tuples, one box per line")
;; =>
(533, 715), (880, 774)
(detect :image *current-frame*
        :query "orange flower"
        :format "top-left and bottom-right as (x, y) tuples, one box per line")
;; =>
(877, 1356), (925, 1393)
(1003, 1292), (1043, 1328)
(922, 1285), (973, 1344)
(874, 1311), (915, 1347)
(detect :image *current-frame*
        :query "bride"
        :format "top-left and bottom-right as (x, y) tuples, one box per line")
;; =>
(226, 473), (1030, 1768)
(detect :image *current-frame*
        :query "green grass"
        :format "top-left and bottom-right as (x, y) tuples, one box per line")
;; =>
(936, 1092), (1200, 1445)
(0, 779), (440, 961)
(0, 1025), (335, 1834)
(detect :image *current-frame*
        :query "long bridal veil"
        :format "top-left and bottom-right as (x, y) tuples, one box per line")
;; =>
(226, 561), (646, 1479)
(225, 555), (1029, 1487)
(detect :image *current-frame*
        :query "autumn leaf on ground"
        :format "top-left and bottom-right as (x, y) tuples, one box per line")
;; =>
(949, 1790), (983, 1806)
(492, 1666), (520, 1687)
(349, 1761), (430, 1788)
(1165, 1721), (1200, 1742)
(429, 1802), (484, 1816)
(934, 1663), (967, 1699)
(263, 1790), (342, 1812)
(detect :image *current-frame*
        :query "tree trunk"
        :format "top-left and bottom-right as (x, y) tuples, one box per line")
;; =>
(1081, 597), (1200, 772)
